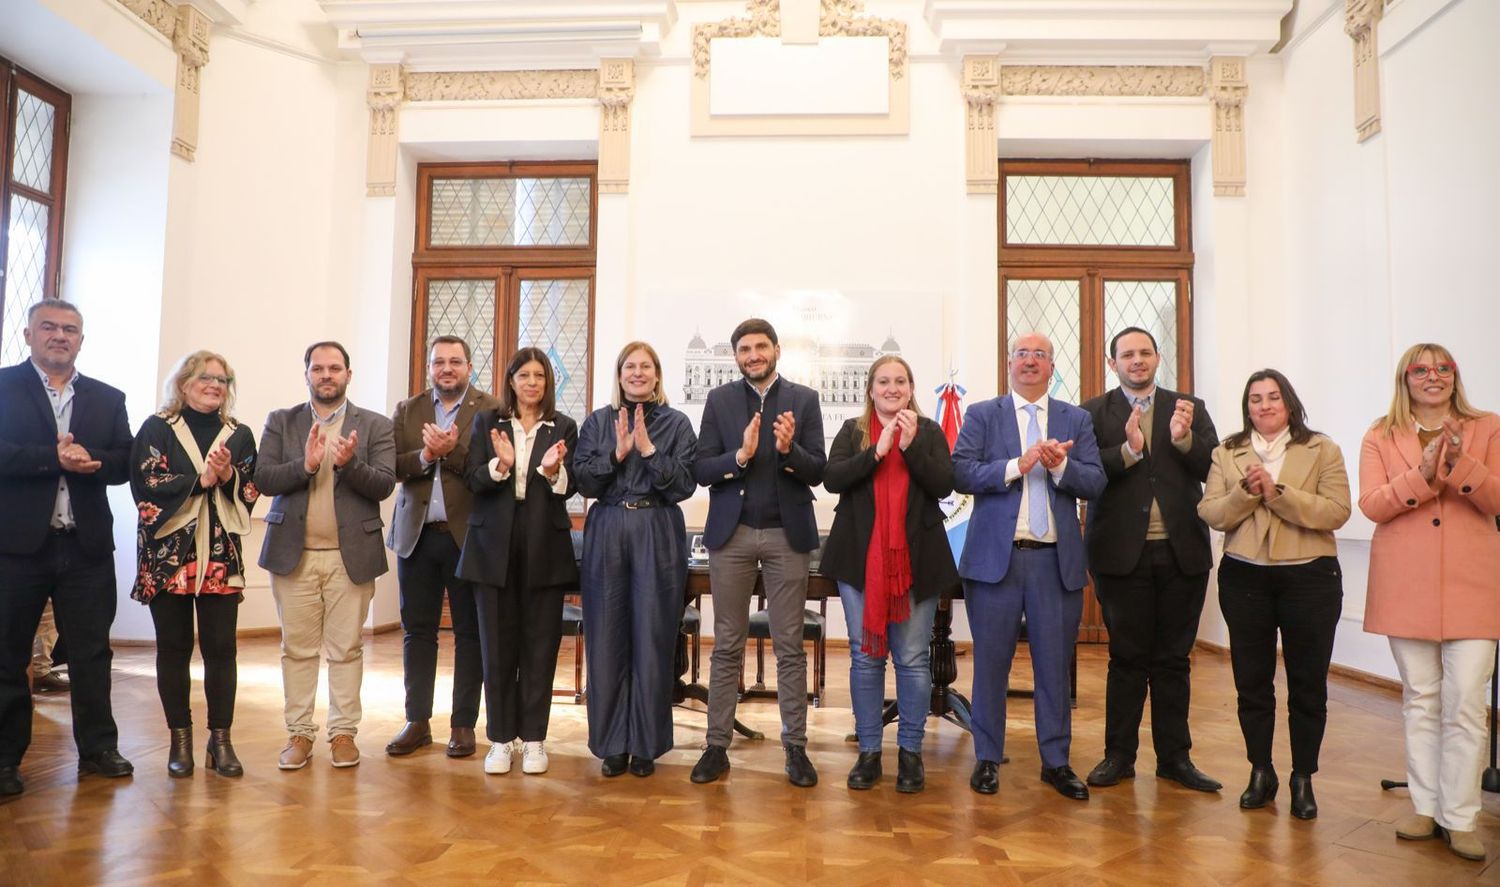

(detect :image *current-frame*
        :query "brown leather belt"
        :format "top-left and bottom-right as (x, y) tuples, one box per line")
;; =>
(1013, 539), (1056, 549)
(425, 521), (450, 534)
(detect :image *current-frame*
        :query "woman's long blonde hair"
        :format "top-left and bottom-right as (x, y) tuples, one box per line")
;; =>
(158, 350), (237, 424)
(1374, 343), (1488, 435)
(855, 355), (924, 450)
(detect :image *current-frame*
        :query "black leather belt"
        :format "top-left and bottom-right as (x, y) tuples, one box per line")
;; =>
(1014, 539), (1056, 549)
(49, 526), (76, 536)
(425, 521), (450, 534)
(612, 498), (661, 509)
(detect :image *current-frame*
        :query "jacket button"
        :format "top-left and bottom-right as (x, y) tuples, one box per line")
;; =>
(1406, 499), (1416, 506)
(1462, 486), (1472, 494)
(1432, 518), (1441, 527)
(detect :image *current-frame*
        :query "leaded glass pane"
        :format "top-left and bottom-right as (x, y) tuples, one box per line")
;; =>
(518, 278), (591, 421)
(2, 196), (49, 367)
(1103, 280), (1179, 392)
(429, 178), (591, 247)
(425, 279), (497, 391)
(11, 90), (55, 194)
(1006, 279), (1081, 404)
(1006, 176), (1175, 247)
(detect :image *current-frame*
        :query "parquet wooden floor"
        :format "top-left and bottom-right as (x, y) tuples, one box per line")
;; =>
(2, 634), (1497, 886)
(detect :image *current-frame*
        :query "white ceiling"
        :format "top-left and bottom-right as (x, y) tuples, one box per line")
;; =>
(1, 0), (169, 95)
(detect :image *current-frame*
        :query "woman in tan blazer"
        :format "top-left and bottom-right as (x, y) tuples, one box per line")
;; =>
(1359, 343), (1499, 863)
(1198, 369), (1351, 821)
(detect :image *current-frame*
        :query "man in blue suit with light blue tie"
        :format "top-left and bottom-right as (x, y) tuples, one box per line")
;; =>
(954, 332), (1106, 800)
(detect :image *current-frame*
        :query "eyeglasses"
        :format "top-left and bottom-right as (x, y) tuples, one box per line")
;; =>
(1011, 349), (1052, 362)
(1406, 363), (1456, 380)
(196, 373), (232, 386)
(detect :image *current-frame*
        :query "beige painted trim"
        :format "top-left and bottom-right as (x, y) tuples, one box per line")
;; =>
(403, 70), (600, 102)
(598, 59), (634, 194)
(963, 56), (1000, 195)
(1210, 57), (1249, 197)
(1345, 0), (1385, 142)
(117, 0), (177, 39)
(999, 65), (1207, 97)
(366, 63), (403, 197)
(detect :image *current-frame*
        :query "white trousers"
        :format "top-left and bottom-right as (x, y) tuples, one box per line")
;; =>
(1389, 637), (1496, 831)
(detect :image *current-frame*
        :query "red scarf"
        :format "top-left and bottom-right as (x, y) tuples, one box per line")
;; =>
(862, 415), (913, 657)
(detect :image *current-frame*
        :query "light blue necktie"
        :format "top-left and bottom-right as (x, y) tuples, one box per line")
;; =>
(1023, 403), (1049, 537)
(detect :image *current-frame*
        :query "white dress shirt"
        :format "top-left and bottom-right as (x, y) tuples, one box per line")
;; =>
(489, 417), (568, 499)
(1003, 391), (1068, 543)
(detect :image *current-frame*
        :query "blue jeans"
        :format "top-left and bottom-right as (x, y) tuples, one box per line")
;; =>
(838, 582), (938, 753)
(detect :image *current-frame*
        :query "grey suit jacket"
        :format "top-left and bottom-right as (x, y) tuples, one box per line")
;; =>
(387, 386), (499, 558)
(254, 401), (397, 585)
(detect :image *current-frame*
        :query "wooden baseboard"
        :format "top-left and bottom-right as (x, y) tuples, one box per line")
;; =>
(1195, 639), (1403, 695)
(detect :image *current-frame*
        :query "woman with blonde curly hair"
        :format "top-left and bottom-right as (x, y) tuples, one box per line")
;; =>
(130, 350), (259, 778)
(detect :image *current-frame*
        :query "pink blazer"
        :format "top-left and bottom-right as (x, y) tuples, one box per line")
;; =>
(1359, 412), (1500, 640)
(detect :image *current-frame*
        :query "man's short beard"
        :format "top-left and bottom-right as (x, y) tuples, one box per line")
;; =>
(739, 357), (777, 382)
(311, 383), (348, 406)
(434, 377), (466, 397)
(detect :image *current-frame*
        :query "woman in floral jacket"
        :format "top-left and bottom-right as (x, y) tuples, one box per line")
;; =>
(131, 350), (258, 778)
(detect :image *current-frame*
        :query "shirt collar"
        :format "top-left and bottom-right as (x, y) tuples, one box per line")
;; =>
(1012, 390), (1046, 411)
(432, 385), (469, 411)
(744, 374), (780, 399)
(508, 415), (555, 429)
(1122, 385), (1157, 406)
(309, 399), (350, 424)
(30, 359), (78, 391)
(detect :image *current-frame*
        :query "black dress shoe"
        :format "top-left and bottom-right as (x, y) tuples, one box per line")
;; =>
(690, 746), (730, 784)
(1085, 756), (1135, 787)
(970, 760), (999, 795)
(784, 745), (817, 788)
(205, 729), (244, 777)
(601, 753), (629, 778)
(1239, 767), (1279, 809)
(1041, 765), (1090, 800)
(33, 671), (71, 693)
(846, 751), (881, 790)
(385, 720), (432, 756)
(1157, 758), (1223, 793)
(0, 765), (22, 797)
(78, 749), (134, 778)
(1289, 773), (1317, 820)
(895, 749), (924, 794)
(446, 727), (476, 759)
(167, 727), (194, 778)
(629, 756), (655, 777)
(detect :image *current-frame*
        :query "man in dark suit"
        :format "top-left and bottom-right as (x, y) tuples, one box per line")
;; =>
(0, 300), (135, 797)
(953, 332), (1106, 800)
(690, 318), (826, 787)
(256, 341), (396, 771)
(1081, 327), (1221, 793)
(384, 335), (498, 759)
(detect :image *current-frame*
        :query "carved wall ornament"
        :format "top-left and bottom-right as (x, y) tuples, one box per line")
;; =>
(117, 0), (178, 39)
(692, 0), (908, 80)
(366, 64), (404, 198)
(1210, 57), (1248, 197)
(999, 66), (1208, 98)
(963, 56), (1000, 195)
(403, 70), (599, 102)
(597, 59), (635, 194)
(1344, 0), (1384, 142)
(170, 4), (211, 161)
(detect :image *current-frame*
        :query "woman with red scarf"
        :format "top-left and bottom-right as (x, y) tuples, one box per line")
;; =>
(821, 355), (960, 793)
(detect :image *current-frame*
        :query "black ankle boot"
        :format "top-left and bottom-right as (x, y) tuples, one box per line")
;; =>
(206, 729), (244, 777)
(895, 749), (925, 794)
(168, 727), (194, 778)
(1289, 772), (1317, 820)
(846, 751), (881, 790)
(1239, 767), (1278, 809)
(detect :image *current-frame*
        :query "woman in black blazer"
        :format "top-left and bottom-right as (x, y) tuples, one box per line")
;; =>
(458, 347), (578, 777)
(821, 355), (960, 793)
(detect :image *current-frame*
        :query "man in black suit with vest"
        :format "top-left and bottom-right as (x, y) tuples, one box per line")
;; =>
(0, 300), (135, 797)
(1081, 327), (1221, 793)
(690, 318), (826, 787)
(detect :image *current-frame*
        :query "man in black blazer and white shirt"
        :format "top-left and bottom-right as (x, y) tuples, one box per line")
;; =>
(1081, 327), (1221, 793)
(0, 300), (135, 797)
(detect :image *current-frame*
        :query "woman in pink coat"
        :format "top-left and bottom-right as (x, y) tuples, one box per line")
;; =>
(1359, 342), (1500, 863)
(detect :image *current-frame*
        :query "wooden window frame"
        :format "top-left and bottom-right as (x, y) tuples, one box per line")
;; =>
(0, 60), (72, 340)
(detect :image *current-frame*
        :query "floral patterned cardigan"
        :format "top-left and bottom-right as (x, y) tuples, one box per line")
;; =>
(130, 413), (259, 603)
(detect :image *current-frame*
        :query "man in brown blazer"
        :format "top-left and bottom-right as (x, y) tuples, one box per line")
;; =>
(385, 336), (499, 758)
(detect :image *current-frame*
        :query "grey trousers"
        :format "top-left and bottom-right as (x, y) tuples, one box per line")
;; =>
(705, 526), (811, 748)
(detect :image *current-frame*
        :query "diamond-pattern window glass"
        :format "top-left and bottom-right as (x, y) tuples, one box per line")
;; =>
(1006, 176), (1175, 247)
(425, 279), (497, 392)
(11, 90), (55, 194)
(517, 278), (591, 422)
(1006, 279), (1081, 404)
(1103, 280), (1179, 392)
(2, 196), (49, 367)
(429, 178), (592, 247)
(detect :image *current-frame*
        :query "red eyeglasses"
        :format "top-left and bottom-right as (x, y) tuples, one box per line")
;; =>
(1406, 362), (1457, 380)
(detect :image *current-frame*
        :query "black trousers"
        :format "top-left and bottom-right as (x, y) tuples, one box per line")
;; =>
(148, 592), (239, 730)
(474, 521), (564, 744)
(1217, 555), (1343, 775)
(0, 532), (119, 765)
(1095, 539), (1209, 763)
(397, 525), (482, 727)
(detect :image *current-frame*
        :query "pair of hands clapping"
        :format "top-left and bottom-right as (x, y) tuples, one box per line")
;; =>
(303, 423), (359, 475)
(873, 410), (919, 459)
(1242, 463), (1281, 502)
(56, 433), (101, 475)
(735, 410), (796, 465)
(1418, 416), (1466, 483)
(490, 426), (567, 480)
(199, 444), (235, 488)
(1018, 438), (1074, 475)
(1124, 399), (1195, 454)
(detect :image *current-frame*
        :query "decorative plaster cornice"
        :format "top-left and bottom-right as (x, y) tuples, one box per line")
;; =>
(1344, 0), (1384, 142)
(1210, 56), (1248, 197)
(692, 0), (908, 80)
(404, 70), (600, 102)
(118, 0), (178, 39)
(366, 63), (403, 196)
(963, 56), (1000, 195)
(999, 65), (1207, 97)
(597, 59), (635, 194)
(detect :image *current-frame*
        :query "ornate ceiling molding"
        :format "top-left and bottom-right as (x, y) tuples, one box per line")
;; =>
(692, 0), (908, 80)
(999, 65), (1207, 98)
(403, 70), (600, 103)
(118, 0), (178, 39)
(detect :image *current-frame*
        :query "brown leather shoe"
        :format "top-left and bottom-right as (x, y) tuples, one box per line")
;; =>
(33, 671), (71, 693)
(278, 735), (313, 770)
(385, 720), (432, 756)
(330, 734), (361, 768)
(447, 727), (477, 758)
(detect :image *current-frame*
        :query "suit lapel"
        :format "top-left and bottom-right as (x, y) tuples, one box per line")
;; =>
(1277, 439), (1318, 491)
(528, 422), (554, 475)
(453, 391), (480, 440)
(1392, 425), (1422, 470)
(1231, 446), (1258, 478)
(20, 364), (59, 431)
(291, 403), (315, 455)
(999, 395), (1022, 457)
(1107, 388), (1133, 430)
(1151, 389), (1175, 448)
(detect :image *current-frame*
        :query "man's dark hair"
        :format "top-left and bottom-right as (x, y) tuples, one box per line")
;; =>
(730, 318), (778, 350)
(304, 341), (351, 369)
(429, 335), (471, 363)
(1109, 326), (1159, 359)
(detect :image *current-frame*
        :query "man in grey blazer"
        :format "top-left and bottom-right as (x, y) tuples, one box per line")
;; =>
(256, 341), (396, 770)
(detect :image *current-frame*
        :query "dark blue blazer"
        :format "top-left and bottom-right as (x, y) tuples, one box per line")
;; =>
(0, 362), (132, 558)
(951, 394), (1106, 590)
(693, 377), (826, 553)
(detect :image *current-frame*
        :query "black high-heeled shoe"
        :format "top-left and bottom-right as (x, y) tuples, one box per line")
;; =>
(1289, 772), (1317, 820)
(1239, 767), (1278, 809)
(206, 728), (244, 777)
(168, 727), (194, 778)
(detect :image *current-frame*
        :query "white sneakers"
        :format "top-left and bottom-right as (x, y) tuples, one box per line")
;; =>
(484, 740), (548, 775)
